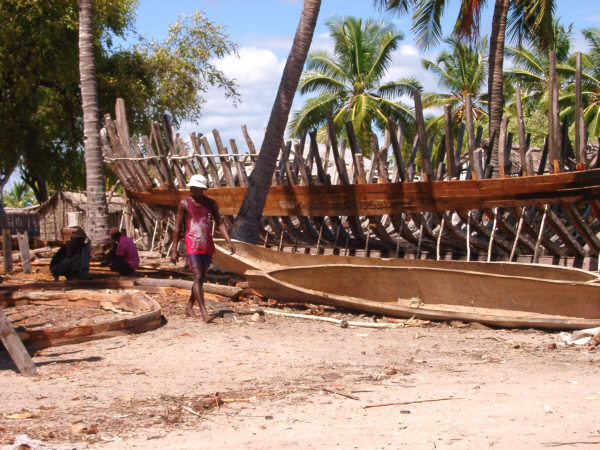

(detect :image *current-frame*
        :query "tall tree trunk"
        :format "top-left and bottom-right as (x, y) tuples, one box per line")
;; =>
(230, 0), (321, 243)
(79, 0), (108, 245)
(487, 0), (510, 177)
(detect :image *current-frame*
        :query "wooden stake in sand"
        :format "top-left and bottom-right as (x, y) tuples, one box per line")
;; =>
(0, 305), (38, 377)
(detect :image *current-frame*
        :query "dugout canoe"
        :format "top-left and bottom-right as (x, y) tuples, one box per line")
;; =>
(0, 282), (163, 350)
(127, 168), (600, 216)
(245, 265), (600, 330)
(212, 239), (600, 283)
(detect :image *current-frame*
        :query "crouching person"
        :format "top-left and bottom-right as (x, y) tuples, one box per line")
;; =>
(107, 227), (139, 275)
(50, 227), (91, 281)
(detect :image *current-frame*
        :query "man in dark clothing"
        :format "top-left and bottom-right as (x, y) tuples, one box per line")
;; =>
(50, 228), (90, 280)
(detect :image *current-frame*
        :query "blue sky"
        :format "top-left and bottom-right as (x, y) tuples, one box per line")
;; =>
(8, 0), (600, 190)
(120, 0), (600, 151)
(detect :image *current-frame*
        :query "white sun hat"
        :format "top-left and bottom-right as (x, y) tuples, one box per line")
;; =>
(186, 174), (208, 189)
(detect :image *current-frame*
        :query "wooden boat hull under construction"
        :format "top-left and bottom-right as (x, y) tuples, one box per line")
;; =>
(212, 239), (600, 283)
(128, 168), (600, 216)
(245, 265), (600, 330)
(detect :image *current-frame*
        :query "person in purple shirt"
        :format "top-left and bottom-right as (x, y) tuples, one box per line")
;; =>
(108, 227), (139, 275)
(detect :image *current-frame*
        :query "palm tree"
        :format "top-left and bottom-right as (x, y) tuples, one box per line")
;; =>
(374, 0), (556, 174)
(231, 0), (321, 244)
(289, 16), (418, 155)
(79, 0), (109, 245)
(561, 28), (600, 139)
(421, 36), (488, 130)
(3, 182), (36, 208)
(504, 21), (573, 108)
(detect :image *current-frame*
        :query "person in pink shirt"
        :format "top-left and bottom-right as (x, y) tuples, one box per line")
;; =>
(108, 227), (140, 275)
(171, 174), (235, 321)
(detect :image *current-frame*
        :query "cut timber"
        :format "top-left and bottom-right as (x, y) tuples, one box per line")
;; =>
(0, 283), (162, 351)
(212, 239), (600, 283)
(0, 305), (38, 376)
(245, 265), (600, 330)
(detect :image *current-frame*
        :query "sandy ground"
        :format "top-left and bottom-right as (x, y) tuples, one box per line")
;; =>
(2, 265), (600, 449)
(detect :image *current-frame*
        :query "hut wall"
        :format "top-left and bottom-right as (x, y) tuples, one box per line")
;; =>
(3, 210), (40, 236)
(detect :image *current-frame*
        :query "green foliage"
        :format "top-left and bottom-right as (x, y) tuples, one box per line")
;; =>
(3, 182), (37, 208)
(0, 1), (238, 201)
(421, 36), (489, 129)
(289, 16), (419, 156)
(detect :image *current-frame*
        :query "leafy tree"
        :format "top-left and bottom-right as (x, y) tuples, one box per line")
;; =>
(374, 0), (556, 173)
(504, 20), (573, 109)
(3, 182), (36, 208)
(421, 36), (489, 129)
(561, 28), (600, 139)
(0, 1), (239, 203)
(289, 16), (418, 155)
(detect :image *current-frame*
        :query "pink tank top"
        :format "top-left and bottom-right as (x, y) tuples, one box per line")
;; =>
(184, 197), (216, 255)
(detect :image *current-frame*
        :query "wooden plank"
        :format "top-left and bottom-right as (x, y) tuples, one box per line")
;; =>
(17, 231), (31, 274)
(0, 306), (37, 377)
(3, 229), (13, 273)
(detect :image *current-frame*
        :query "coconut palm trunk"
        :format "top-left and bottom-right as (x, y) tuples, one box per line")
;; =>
(79, 0), (109, 245)
(231, 0), (321, 243)
(487, 0), (510, 175)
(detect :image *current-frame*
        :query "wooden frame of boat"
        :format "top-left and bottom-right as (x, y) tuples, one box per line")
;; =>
(0, 281), (162, 350)
(244, 265), (600, 330)
(100, 98), (600, 270)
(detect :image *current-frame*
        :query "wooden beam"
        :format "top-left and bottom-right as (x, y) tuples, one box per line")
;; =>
(0, 306), (37, 377)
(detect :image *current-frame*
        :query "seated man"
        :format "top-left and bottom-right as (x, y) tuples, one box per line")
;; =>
(107, 227), (139, 275)
(50, 227), (90, 281)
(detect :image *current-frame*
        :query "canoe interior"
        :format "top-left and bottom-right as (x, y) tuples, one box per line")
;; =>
(247, 264), (600, 321)
(213, 239), (600, 282)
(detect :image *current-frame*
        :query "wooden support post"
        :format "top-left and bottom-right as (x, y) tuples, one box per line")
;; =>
(413, 89), (432, 181)
(548, 50), (561, 171)
(0, 306), (38, 377)
(326, 111), (350, 185)
(498, 116), (510, 178)
(465, 94), (477, 179)
(2, 229), (13, 273)
(515, 86), (529, 176)
(575, 52), (586, 168)
(443, 105), (456, 179)
(388, 118), (406, 182)
(17, 231), (32, 274)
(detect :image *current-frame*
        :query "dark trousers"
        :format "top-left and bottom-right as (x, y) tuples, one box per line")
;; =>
(110, 260), (134, 275)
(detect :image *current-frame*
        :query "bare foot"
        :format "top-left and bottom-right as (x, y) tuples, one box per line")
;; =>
(202, 314), (216, 323)
(185, 305), (196, 318)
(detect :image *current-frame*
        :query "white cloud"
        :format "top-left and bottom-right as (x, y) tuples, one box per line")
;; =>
(176, 42), (441, 155)
(177, 46), (286, 152)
